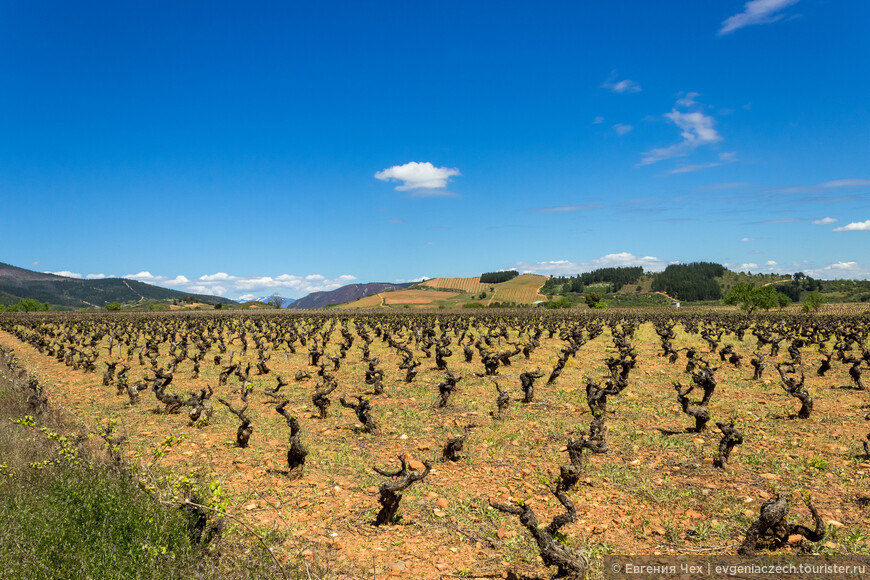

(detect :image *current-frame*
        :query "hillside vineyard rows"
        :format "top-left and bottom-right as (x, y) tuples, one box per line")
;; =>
(1, 310), (869, 579)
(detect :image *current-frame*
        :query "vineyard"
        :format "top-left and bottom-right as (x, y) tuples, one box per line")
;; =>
(488, 275), (549, 305)
(420, 277), (489, 294)
(1, 309), (869, 579)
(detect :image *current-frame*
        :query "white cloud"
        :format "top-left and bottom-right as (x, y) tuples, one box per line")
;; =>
(754, 217), (802, 224)
(676, 92), (700, 107)
(198, 272), (236, 282)
(85, 273), (107, 280)
(741, 237), (758, 242)
(766, 260), (778, 266)
(593, 116), (605, 124)
(613, 123), (633, 136)
(833, 220), (870, 232)
(375, 161), (460, 193)
(533, 204), (601, 213)
(812, 217), (837, 225)
(511, 252), (676, 276)
(46, 270), (82, 279)
(821, 179), (870, 188)
(120, 270), (356, 299)
(825, 261), (857, 270)
(668, 162), (721, 175)
(640, 96), (722, 165)
(718, 0), (799, 36)
(395, 276), (430, 283)
(602, 72), (641, 94)
(667, 152), (737, 175)
(774, 178), (870, 195)
(801, 261), (870, 280)
(739, 263), (759, 271)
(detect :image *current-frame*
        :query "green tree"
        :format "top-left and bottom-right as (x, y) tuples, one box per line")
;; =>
(802, 291), (827, 313)
(724, 283), (789, 313)
(7, 298), (50, 312)
(584, 292), (602, 308)
(105, 302), (121, 311)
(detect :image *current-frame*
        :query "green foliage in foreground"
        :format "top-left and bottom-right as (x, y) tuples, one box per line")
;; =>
(0, 463), (205, 580)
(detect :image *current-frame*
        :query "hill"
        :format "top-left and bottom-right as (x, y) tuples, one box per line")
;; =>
(288, 282), (412, 309)
(247, 295), (296, 308)
(0, 262), (236, 309)
(335, 274), (548, 309)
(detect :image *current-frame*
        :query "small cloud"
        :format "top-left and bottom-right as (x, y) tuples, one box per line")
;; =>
(666, 152), (737, 175)
(668, 162), (722, 175)
(825, 261), (857, 270)
(613, 123), (633, 136)
(676, 92), (700, 107)
(640, 96), (722, 165)
(833, 220), (870, 232)
(424, 241), (435, 246)
(396, 276), (429, 283)
(766, 260), (778, 266)
(756, 217), (802, 225)
(199, 272), (236, 282)
(701, 182), (753, 190)
(375, 161), (460, 193)
(821, 179), (870, 188)
(718, 0), (800, 36)
(593, 116), (605, 124)
(741, 237), (758, 242)
(812, 217), (837, 225)
(533, 204), (602, 213)
(602, 71), (641, 94)
(46, 270), (82, 279)
(85, 273), (107, 280)
(739, 263), (759, 271)
(31, 261), (41, 266)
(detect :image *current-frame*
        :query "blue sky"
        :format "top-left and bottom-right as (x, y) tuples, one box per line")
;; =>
(1, 1), (868, 299)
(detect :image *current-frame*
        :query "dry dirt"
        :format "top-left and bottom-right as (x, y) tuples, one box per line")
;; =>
(1, 317), (869, 579)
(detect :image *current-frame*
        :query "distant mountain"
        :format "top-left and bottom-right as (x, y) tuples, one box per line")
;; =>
(248, 294), (296, 308)
(0, 262), (237, 308)
(289, 282), (412, 309)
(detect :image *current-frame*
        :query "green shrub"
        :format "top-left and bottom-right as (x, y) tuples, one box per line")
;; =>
(544, 296), (573, 309)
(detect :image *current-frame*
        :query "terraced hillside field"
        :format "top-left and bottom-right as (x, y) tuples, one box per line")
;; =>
(334, 289), (461, 309)
(419, 277), (488, 294)
(488, 274), (548, 304)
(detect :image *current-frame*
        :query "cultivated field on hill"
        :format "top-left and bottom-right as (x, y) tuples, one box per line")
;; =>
(420, 277), (488, 294)
(487, 274), (549, 305)
(1, 310), (869, 579)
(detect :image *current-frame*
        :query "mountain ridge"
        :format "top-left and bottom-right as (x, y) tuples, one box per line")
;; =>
(0, 262), (237, 308)
(289, 282), (412, 309)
